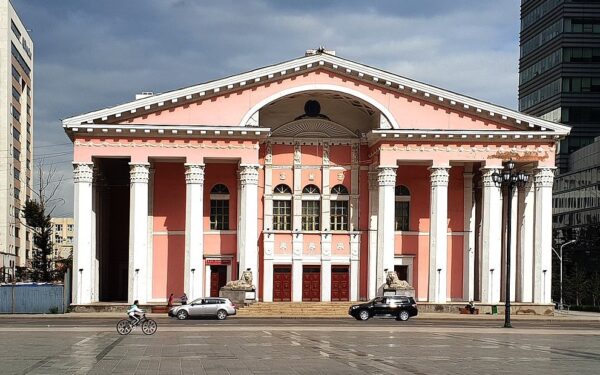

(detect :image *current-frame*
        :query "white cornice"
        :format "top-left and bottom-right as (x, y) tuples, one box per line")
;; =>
(65, 124), (270, 139)
(62, 52), (571, 137)
(368, 129), (564, 144)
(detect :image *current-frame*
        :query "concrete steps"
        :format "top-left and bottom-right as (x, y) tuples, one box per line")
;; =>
(236, 302), (353, 317)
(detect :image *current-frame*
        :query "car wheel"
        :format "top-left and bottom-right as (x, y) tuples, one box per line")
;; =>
(398, 310), (410, 321)
(216, 309), (228, 320)
(176, 310), (188, 320)
(358, 309), (370, 321)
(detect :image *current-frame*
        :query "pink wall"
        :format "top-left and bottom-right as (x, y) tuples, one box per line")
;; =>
(330, 145), (351, 166)
(152, 162), (186, 299)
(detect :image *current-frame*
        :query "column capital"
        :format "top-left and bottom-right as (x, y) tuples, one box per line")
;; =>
(73, 162), (94, 183)
(129, 163), (150, 184)
(377, 166), (397, 186)
(534, 167), (555, 188)
(240, 164), (259, 186)
(429, 166), (450, 187)
(184, 163), (205, 185)
(480, 167), (500, 187)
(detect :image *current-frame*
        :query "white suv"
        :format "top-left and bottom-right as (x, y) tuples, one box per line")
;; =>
(169, 297), (237, 320)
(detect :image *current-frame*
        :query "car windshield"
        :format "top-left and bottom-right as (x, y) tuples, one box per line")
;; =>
(371, 297), (383, 303)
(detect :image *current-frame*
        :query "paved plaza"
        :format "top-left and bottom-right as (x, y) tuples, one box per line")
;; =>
(0, 318), (599, 374)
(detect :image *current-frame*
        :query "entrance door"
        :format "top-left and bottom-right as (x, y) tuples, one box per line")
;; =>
(394, 265), (408, 282)
(273, 266), (292, 301)
(210, 266), (228, 297)
(331, 266), (349, 301)
(302, 266), (321, 301)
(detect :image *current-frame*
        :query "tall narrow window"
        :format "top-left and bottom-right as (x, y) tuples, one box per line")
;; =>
(302, 184), (320, 231)
(330, 184), (349, 231)
(210, 184), (230, 230)
(395, 185), (411, 231)
(273, 184), (292, 230)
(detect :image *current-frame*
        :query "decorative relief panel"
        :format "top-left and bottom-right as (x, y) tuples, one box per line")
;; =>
(377, 167), (397, 187)
(265, 142), (272, 164)
(322, 142), (330, 166)
(240, 165), (259, 186)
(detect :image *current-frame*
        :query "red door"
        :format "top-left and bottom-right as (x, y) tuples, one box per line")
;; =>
(302, 266), (321, 301)
(210, 265), (227, 297)
(273, 266), (292, 301)
(331, 266), (349, 301)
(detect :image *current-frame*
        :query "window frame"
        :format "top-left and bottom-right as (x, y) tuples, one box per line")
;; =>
(301, 184), (321, 231)
(394, 185), (411, 232)
(330, 184), (349, 231)
(210, 184), (230, 231)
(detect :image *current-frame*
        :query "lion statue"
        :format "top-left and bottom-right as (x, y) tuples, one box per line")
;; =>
(224, 269), (254, 290)
(386, 270), (410, 289)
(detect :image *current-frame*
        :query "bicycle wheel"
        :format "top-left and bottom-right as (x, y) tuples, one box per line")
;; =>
(142, 319), (157, 335)
(116, 319), (133, 335)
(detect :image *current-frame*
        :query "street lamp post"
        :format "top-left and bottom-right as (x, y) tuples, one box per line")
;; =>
(492, 160), (528, 328)
(553, 239), (576, 310)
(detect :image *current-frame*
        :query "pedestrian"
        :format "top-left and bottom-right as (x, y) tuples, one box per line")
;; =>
(181, 293), (188, 305)
(167, 293), (174, 308)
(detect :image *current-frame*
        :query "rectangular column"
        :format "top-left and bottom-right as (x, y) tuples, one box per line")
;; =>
(534, 167), (555, 304)
(350, 233), (360, 301)
(73, 162), (94, 304)
(368, 170), (378, 299)
(377, 166), (397, 294)
(239, 165), (260, 292)
(129, 163), (150, 303)
(263, 258), (274, 302)
(429, 166), (450, 303)
(517, 178), (535, 302)
(292, 256), (303, 302)
(480, 167), (502, 304)
(184, 164), (204, 300)
(509, 184), (518, 302)
(463, 167), (476, 301)
(204, 264), (211, 297)
(321, 260), (332, 302)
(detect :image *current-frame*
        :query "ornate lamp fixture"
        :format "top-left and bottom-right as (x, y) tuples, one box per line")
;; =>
(492, 160), (529, 328)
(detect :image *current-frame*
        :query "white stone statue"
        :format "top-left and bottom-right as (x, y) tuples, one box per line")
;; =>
(386, 271), (411, 289)
(224, 269), (254, 290)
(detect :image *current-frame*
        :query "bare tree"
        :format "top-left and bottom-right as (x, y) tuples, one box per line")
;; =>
(22, 160), (65, 282)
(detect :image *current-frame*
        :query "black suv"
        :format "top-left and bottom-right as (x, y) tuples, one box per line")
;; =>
(349, 296), (418, 321)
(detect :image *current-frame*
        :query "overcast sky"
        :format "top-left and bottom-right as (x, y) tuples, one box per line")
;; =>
(13, 0), (520, 217)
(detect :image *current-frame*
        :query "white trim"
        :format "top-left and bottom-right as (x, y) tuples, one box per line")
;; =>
(62, 53), (570, 136)
(238, 84), (400, 130)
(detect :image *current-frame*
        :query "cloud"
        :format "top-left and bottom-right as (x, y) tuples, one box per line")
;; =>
(13, 0), (520, 216)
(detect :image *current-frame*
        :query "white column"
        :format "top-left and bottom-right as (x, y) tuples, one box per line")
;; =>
(463, 168), (475, 301)
(429, 166), (450, 303)
(239, 165), (259, 292)
(204, 264), (211, 297)
(480, 167), (502, 304)
(350, 233), (360, 301)
(321, 260), (331, 302)
(184, 164), (204, 300)
(263, 258), (274, 302)
(377, 166), (397, 294)
(368, 170), (379, 299)
(73, 162), (94, 304)
(292, 255), (303, 302)
(517, 178), (535, 302)
(534, 167), (555, 304)
(128, 163), (150, 303)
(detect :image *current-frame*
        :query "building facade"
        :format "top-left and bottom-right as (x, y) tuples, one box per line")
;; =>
(50, 217), (74, 264)
(0, 0), (33, 282)
(519, 0), (600, 171)
(64, 51), (569, 306)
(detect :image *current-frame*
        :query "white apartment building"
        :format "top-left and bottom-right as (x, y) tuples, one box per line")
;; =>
(0, 0), (33, 281)
(51, 217), (74, 263)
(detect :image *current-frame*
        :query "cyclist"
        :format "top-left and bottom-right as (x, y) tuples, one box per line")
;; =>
(127, 300), (143, 326)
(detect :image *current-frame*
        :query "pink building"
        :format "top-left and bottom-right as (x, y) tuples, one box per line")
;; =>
(64, 50), (569, 307)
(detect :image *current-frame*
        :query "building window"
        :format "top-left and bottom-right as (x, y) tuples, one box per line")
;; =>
(14, 168), (20, 180)
(395, 185), (411, 231)
(272, 184), (292, 231)
(14, 188), (20, 200)
(330, 184), (349, 231)
(562, 77), (600, 93)
(67, 224), (73, 232)
(55, 224), (63, 231)
(15, 227), (19, 238)
(210, 184), (230, 230)
(11, 20), (21, 39)
(301, 184), (320, 231)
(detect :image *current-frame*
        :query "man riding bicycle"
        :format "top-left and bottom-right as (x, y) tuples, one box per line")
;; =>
(127, 300), (143, 325)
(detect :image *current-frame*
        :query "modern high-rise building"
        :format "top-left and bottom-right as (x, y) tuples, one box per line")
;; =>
(0, 0), (33, 282)
(519, 0), (600, 172)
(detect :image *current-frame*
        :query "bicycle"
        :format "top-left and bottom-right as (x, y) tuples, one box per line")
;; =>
(116, 313), (157, 335)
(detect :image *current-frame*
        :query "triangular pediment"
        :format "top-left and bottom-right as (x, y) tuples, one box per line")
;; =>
(63, 51), (570, 140)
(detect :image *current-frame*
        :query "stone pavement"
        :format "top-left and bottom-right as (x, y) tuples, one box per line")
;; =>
(1, 322), (599, 374)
